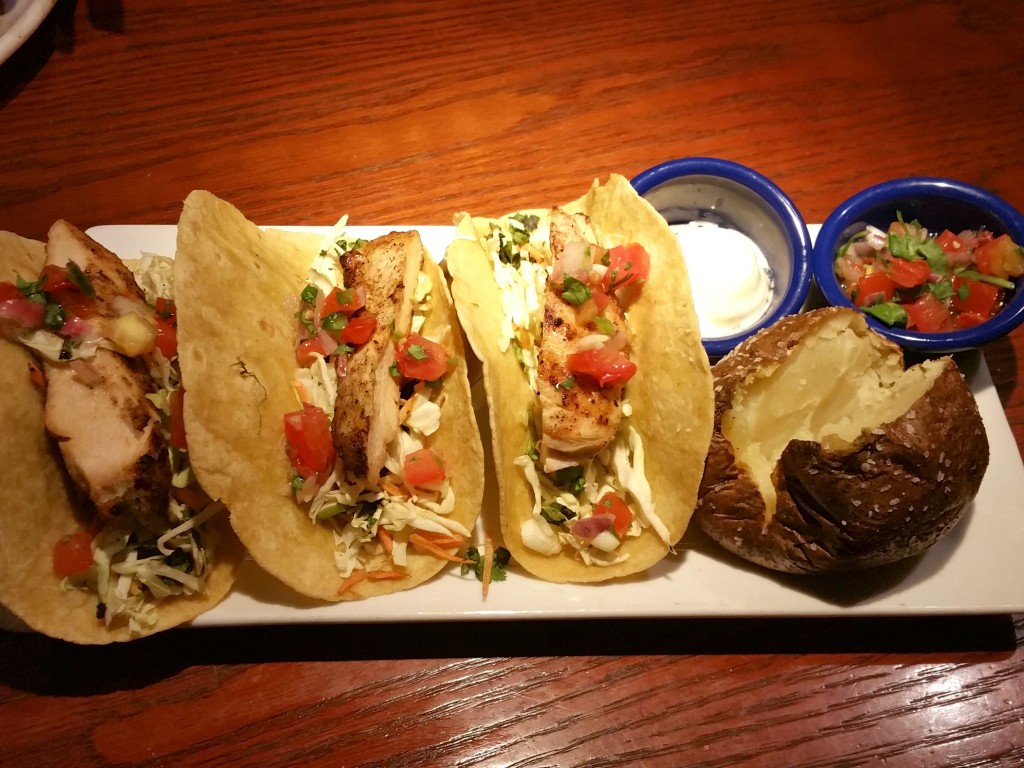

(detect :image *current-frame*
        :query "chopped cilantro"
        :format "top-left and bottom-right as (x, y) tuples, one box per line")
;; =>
(165, 548), (194, 573)
(335, 237), (367, 254)
(956, 269), (1015, 290)
(300, 284), (318, 305)
(525, 418), (540, 462)
(550, 466), (586, 494)
(43, 302), (65, 329)
(511, 213), (540, 234)
(66, 261), (95, 297)
(863, 301), (908, 327)
(58, 337), (75, 361)
(928, 279), (954, 301)
(15, 273), (44, 298)
(556, 376), (575, 390)
(541, 502), (576, 525)
(593, 316), (616, 335)
(461, 546), (511, 583)
(561, 275), (592, 306)
(406, 344), (429, 361)
(389, 361), (401, 378)
(321, 312), (348, 331)
(315, 503), (344, 521)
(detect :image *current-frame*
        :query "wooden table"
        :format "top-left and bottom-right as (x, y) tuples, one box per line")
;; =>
(3, 1), (1024, 764)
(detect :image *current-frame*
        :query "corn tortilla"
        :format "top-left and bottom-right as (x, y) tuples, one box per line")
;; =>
(0, 231), (243, 643)
(175, 191), (484, 600)
(445, 175), (714, 582)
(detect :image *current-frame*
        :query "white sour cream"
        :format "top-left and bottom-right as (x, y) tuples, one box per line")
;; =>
(670, 221), (774, 339)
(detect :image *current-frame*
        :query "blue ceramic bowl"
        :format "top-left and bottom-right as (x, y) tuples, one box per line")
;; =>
(631, 157), (812, 358)
(812, 177), (1024, 353)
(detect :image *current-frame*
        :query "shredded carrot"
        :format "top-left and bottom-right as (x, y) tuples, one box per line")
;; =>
(337, 569), (367, 595)
(380, 478), (408, 499)
(377, 527), (394, 556)
(368, 570), (408, 581)
(414, 531), (466, 548)
(482, 535), (494, 599)
(409, 533), (472, 564)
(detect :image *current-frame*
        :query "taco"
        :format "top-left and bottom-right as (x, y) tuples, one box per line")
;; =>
(0, 226), (243, 643)
(445, 175), (714, 582)
(174, 191), (484, 601)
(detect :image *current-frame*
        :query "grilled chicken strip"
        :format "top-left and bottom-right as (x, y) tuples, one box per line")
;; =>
(42, 221), (171, 531)
(333, 231), (424, 484)
(537, 209), (627, 471)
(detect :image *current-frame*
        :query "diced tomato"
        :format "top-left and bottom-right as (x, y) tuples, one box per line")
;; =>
(887, 257), (932, 288)
(168, 386), (188, 451)
(283, 403), (335, 479)
(154, 297), (176, 323)
(902, 293), (950, 333)
(596, 492), (632, 538)
(566, 345), (637, 387)
(395, 332), (449, 381)
(602, 244), (650, 292)
(154, 316), (178, 359)
(52, 530), (94, 578)
(936, 229), (968, 255)
(320, 286), (366, 319)
(403, 447), (446, 488)
(590, 286), (610, 312)
(39, 264), (75, 292)
(954, 311), (988, 330)
(50, 288), (98, 321)
(296, 337), (328, 366)
(341, 315), (377, 346)
(952, 276), (1001, 320)
(0, 282), (22, 301)
(854, 271), (897, 307)
(974, 234), (1024, 280)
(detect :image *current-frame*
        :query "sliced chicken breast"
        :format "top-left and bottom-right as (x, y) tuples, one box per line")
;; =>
(44, 352), (171, 531)
(333, 231), (424, 484)
(43, 222), (170, 530)
(537, 209), (627, 470)
(46, 220), (150, 323)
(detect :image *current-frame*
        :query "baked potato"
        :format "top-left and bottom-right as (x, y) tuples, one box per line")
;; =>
(695, 307), (989, 574)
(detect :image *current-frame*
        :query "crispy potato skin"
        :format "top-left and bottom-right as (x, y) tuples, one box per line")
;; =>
(695, 308), (989, 574)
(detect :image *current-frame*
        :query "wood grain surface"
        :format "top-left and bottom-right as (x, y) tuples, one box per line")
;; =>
(3, 1), (1024, 765)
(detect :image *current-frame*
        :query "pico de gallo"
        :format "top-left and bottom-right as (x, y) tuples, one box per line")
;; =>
(285, 226), (470, 588)
(474, 211), (669, 566)
(833, 214), (1024, 332)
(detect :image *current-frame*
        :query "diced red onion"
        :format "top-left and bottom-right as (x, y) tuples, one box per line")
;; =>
(0, 298), (44, 328)
(570, 514), (614, 541)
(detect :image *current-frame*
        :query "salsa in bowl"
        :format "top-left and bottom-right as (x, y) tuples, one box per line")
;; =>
(813, 178), (1024, 353)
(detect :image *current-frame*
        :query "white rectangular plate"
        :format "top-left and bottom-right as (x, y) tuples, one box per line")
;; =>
(80, 223), (1024, 622)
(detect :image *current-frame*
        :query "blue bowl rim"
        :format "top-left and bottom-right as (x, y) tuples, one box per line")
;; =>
(630, 156), (812, 358)
(811, 176), (1024, 353)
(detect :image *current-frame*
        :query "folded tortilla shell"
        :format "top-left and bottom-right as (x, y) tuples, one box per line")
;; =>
(0, 231), (243, 644)
(445, 174), (714, 582)
(175, 191), (484, 601)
